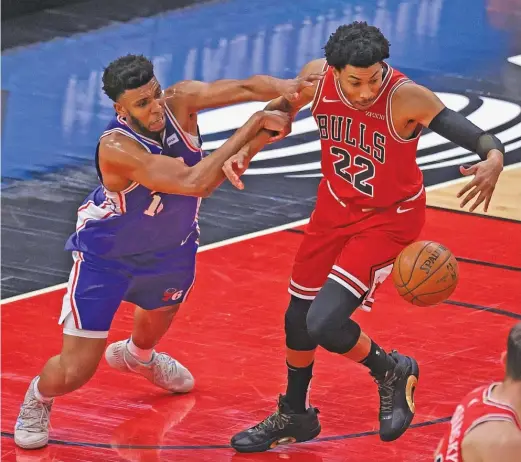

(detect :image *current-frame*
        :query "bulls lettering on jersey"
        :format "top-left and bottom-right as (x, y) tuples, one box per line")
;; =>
(65, 106), (203, 259)
(434, 383), (521, 462)
(311, 62), (424, 208)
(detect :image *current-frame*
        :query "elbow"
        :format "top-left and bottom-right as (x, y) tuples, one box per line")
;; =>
(197, 187), (213, 198)
(184, 172), (214, 198)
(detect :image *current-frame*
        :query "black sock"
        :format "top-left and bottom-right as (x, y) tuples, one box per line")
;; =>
(361, 341), (396, 377)
(285, 361), (313, 413)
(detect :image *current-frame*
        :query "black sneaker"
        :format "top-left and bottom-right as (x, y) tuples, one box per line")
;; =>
(230, 395), (321, 453)
(372, 351), (419, 442)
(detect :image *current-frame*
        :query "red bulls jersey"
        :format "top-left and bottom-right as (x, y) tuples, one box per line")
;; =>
(311, 61), (423, 208)
(434, 383), (521, 462)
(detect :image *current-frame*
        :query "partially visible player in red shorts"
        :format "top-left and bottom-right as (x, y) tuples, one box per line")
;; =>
(434, 322), (521, 462)
(223, 21), (505, 453)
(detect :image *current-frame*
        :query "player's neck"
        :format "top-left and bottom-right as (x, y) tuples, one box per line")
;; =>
(494, 379), (521, 418)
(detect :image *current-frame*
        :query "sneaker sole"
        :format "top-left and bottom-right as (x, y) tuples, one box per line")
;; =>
(14, 435), (49, 450)
(381, 357), (420, 442)
(232, 424), (322, 453)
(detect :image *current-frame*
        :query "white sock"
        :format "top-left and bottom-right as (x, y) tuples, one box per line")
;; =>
(33, 377), (53, 403)
(127, 338), (154, 363)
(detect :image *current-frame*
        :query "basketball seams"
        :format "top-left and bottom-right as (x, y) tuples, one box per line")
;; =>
(403, 241), (434, 287)
(402, 251), (455, 297)
(411, 282), (458, 306)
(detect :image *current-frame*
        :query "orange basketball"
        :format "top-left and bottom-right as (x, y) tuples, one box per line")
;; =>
(392, 240), (459, 307)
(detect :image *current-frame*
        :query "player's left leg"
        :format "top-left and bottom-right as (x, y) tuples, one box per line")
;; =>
(307, 198), (425, 442)
(105, 236), (198, 393)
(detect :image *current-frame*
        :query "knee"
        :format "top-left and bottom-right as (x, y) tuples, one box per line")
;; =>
(61, 360), (98, 390)
(284, 296), (317, 351)
(306, 279), (362, 354)
(59, 342), (104, 391)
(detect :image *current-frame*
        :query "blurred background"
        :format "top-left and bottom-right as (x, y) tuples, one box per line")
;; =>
(1, 1), (520, 461)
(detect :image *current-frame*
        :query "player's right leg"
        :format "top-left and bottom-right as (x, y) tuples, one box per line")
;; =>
(231, 192), (345, 453)
(105, 234), (198, 393)
(14, 251), (129, 450)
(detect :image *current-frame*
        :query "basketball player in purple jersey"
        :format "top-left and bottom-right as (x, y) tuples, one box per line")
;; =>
(14, 54), (321, 449)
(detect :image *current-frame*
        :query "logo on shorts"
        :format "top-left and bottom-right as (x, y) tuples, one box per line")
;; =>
(162, 288), (184, 302)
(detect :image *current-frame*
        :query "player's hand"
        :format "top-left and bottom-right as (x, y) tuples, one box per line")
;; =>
(264, 110), (292, 144)
(261, 110), (291, 132)
(266, 116), (293, 144)
(222, 150), (251, 190)
(276, 72), (325, 102)
(457, 150), (503, 212)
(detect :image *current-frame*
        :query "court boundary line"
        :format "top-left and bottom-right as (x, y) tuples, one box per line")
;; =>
(2, 162), (519, 306)
(1, 416), (452, 449)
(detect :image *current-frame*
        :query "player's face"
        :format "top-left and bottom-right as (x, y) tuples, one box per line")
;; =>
(115, 77), (166, 134)
(333, 63), (384, 111)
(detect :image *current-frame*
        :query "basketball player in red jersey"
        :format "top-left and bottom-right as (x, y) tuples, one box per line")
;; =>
(434, 322), (521, 462)
(223, 22), (505, 453)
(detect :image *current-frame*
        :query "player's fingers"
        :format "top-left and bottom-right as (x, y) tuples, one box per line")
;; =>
(483, 187), (495, 212)
(305, 72), (326, 81)
(469, 190), (487, 213)
(222, 162), (236, 180)
(460, 186), (479, 208)
(227, 169), (244, 190)
(457, 178), (478, 198)
(459, 163), (478, 176)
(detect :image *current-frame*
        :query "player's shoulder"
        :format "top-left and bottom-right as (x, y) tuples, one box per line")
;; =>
(390, 79), (444, 123)
(99, 130), (149, 158)
(164, 80), (197, 98)
(299, 58), (328, 76)
(463, 420), (521, 462)
(392, 80), (432, 103)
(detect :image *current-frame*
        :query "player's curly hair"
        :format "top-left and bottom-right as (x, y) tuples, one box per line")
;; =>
(324, 22), (390, 70)
(506, 322), (521, 380)
(102, 54), (155, 102)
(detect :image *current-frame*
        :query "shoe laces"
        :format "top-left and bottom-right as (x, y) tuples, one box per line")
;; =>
(375, 372), (398, 415)
(255, 411), (290, 432)
(18, 397), (52, 433)
(153, 353), (179, 385)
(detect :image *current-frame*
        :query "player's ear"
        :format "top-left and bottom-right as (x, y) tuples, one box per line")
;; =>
(500, 350), (507, 369)
(114, 102), (127, 118)
(332, 67), (341, 81)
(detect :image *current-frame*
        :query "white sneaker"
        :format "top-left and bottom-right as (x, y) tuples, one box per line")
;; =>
(105, 340), (194, 393)
(14, 377), (53, 449)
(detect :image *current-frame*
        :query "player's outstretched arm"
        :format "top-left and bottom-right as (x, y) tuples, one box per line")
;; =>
(98, 111), (288, 197)
(164, 71), (324, 113)
(393, 83), (504, 213)
(221, 59), (327, 189)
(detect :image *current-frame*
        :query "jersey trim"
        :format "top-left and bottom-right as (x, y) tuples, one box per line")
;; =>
(116, 115), (163, 148)
(465, 414), (517, 437)
(385, 78), (423, 144)
(76, 199), (117, 231)
(164, 105), (202, 153)
(483, 383), (521, 429)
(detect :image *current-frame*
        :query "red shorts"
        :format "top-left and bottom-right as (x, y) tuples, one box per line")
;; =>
(289, 179), (426, 311)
